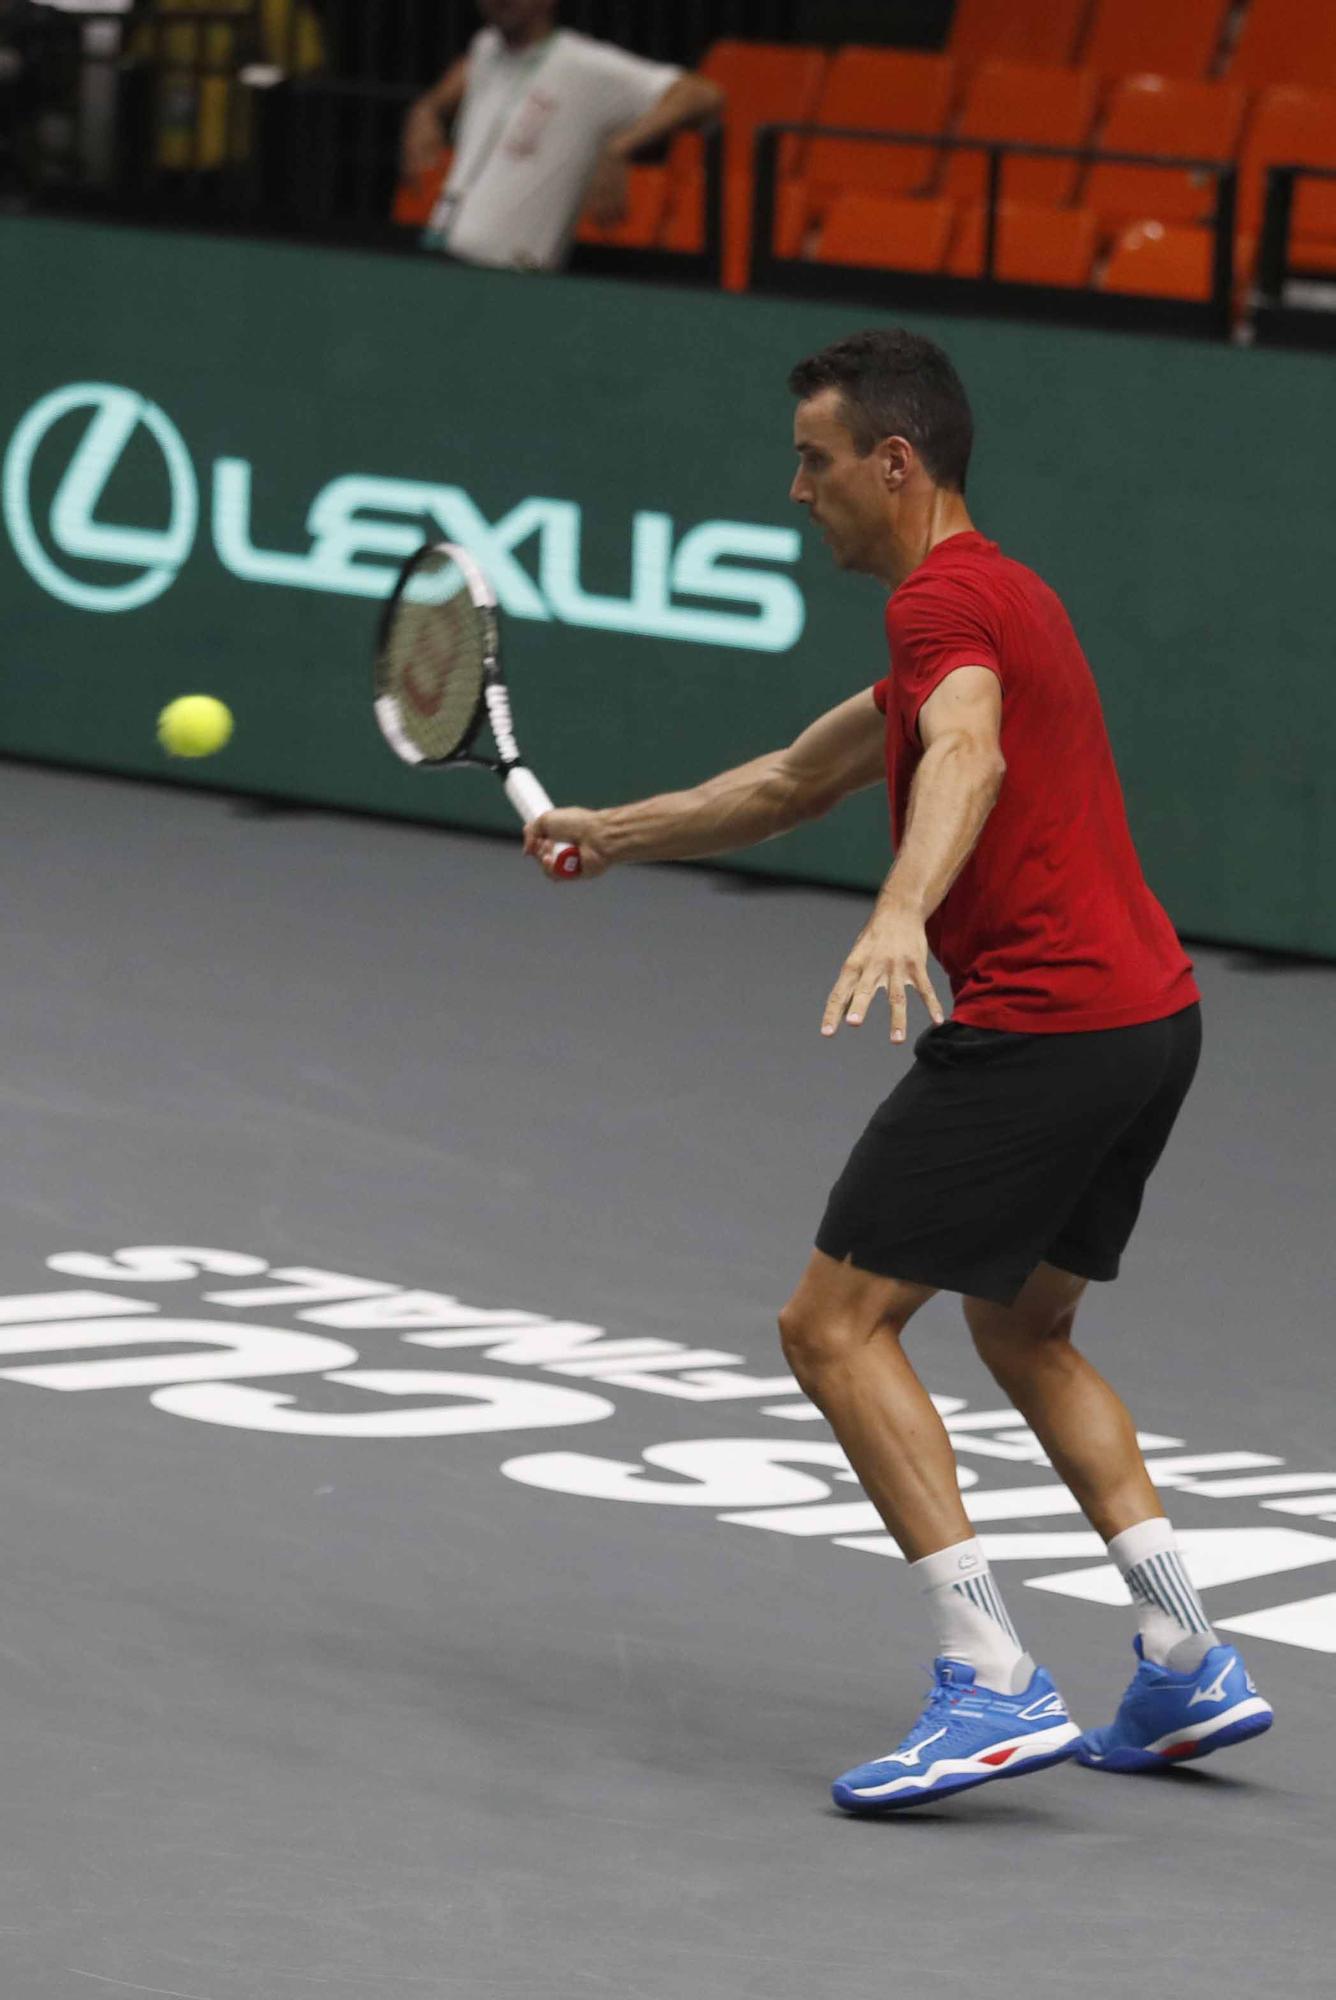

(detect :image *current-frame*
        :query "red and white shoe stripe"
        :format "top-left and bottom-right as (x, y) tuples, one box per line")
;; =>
(1144, 1695), (1274, 1762)
(851, 1720), (1081, 1800)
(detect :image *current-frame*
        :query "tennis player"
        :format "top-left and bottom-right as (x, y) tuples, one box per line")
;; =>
(524, 328), (1273, 1812)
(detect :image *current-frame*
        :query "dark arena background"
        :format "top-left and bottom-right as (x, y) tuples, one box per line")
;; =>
(1, 3), (1333, 1995)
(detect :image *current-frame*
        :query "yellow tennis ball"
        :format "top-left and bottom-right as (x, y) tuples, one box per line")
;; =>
(157, 694), (234, 759)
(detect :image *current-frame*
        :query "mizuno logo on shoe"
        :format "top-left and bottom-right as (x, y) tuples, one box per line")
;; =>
(1188, 1665), (1233, 1707)
(883, 1727), (948, 1767)
(1018, 1692), (1068, 1722)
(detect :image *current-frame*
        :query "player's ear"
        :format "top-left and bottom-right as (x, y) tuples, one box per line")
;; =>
(878, 435), (913, 492)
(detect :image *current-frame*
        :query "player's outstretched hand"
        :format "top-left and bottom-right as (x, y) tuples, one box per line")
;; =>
(524, 808), (611, 881)
(822, 906), (946, 1044)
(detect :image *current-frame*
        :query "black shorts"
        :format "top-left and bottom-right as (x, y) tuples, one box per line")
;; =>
(815, 1002), (1202, 1307)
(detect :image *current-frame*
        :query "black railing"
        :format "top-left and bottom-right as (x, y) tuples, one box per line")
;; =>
(751, 124), (1239, 340)
(5, 8), (726, 282)
(10, 17), (1273, 340)
(1254, 163), (1336, 349)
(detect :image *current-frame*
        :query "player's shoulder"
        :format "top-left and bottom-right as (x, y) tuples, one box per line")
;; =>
(887, 541), (997, 626)
(918, 533), (1014, 583)
(895, 536), (1052, 613)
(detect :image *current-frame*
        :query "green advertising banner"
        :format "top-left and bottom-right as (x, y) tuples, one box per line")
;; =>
(2, 215), (1333, 955)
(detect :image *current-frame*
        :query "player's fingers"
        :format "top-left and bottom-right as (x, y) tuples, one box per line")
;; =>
(523, 814), (549, 856)
(539, 808), (587, 844)
(888, 978), (908, 1044)
(821, 966), (858, 1037)
(844, 968), (884, 1028)
(917, 967), (947, 1028)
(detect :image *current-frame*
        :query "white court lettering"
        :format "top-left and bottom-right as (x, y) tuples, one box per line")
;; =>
(153, 1370), (614, 1437)
(46, 1247), (269, 1283)
(0, 1316), (353, 1391)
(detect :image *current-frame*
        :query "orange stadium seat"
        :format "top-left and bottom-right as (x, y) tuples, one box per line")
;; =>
(658, 39), (828, 287)
(946, 200), (1098, 285)
(1083, 76), (1246, 228)
(576, 166), (669, 247)
(1237, 86), (1336, 251)
(1078, 0), (1229, 82)
(944, 62), (1100, 206)
(800, 49), (956, 205)
(696, 37), (828, 173)
(812, 192), (954, 272)
(949, 0), (1087, 72)
(1286, 237), (1336, 277)
(1099, 219), (1216, 298)
(1228, 0), (1336, 91)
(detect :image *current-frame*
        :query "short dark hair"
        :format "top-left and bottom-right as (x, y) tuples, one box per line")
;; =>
(787, 328), (973, 492)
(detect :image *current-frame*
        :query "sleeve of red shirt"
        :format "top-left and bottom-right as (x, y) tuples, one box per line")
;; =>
(884, 571), (1004, 742)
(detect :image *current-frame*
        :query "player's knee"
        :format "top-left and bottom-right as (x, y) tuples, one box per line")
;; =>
(777, 1299), (887, 1387)
(969, 1304), (1077, 1380)
(776, 1300), (817, 1382)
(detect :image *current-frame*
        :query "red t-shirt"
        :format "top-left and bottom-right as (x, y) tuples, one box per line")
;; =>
(873, 530), (1199, 1033)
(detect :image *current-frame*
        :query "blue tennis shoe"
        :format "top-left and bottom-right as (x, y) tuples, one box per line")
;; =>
(1074, 1638), (1274, 1773)
(831, 1658), (1081, 1814)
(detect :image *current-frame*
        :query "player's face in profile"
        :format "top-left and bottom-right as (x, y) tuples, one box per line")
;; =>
(789, 390), (890, 576)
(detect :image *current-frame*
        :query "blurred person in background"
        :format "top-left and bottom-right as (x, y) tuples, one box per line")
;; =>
(401, 0), (722, 271)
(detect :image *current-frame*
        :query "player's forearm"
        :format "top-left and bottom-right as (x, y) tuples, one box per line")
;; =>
(607, 75), (723, 160)
(597, 754), (809, 864)
(877, 737), (1005, 922)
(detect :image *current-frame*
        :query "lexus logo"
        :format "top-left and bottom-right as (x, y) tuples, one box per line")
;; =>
(5, 379), (806, 650)
(2, 382), (199, 612)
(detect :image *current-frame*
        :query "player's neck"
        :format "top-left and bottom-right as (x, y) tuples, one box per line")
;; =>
(880, 492), (975, 588)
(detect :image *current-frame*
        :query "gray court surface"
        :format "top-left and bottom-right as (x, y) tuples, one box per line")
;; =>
(2, 760), (1334, 2000)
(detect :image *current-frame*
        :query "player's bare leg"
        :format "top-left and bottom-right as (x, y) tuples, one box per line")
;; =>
(965, 1263), (1273, 1770)
(778, 1250), (963, 1556)
(780, 1249), (1079, 1811)
(962, 1262), (1160, 1540)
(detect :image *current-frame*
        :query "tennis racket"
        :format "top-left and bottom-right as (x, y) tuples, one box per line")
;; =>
(373, 539), (581, 877)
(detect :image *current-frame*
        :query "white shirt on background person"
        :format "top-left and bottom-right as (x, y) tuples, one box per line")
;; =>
(426, 27), (682, 271)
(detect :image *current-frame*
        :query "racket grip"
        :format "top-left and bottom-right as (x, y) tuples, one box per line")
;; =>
(505, 766), (582, 879)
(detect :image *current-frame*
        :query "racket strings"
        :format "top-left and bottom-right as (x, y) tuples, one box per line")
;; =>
(380, 557), (489, 762)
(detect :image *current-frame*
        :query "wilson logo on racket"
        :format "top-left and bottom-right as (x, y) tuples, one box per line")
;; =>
(401, 640), (448, 718)
(402, 663), (445, 717)
(5, 383), (806, 653)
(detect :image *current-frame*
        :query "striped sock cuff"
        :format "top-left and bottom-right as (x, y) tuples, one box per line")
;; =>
(1124, 1548), (1212, 1637)
(951, 1570), (1021, 1646)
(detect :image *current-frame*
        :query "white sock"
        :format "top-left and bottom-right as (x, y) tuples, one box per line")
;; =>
(1107, 1516), (1218, 1672)
(912, 1537), (1034, 1694)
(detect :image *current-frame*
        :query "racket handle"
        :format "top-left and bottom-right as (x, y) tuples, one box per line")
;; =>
(504, 766), (582, 879)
